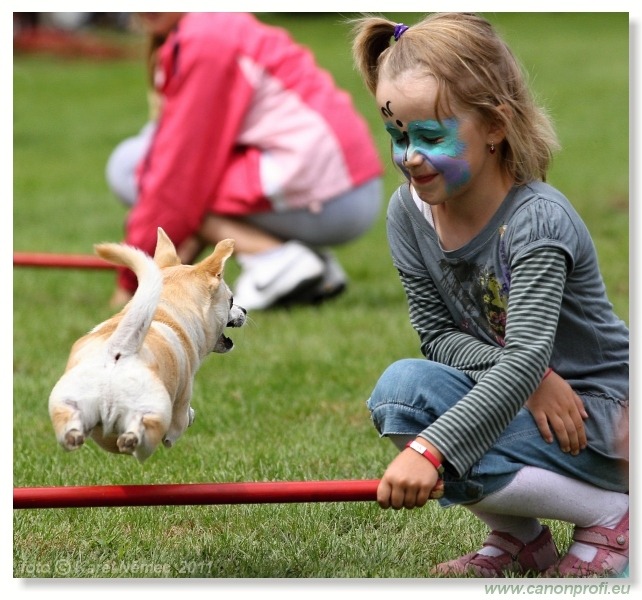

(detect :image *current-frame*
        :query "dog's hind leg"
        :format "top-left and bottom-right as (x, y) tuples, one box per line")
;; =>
(135, 413), (169, 462)
(116, 410), (170, 462)
(116, 411), (145, 455)
(163, 385), (194, 448)
(117, 431), (139, 455)
(50, 401), (88, 450)
(49, 388), (101, 452)
(163, 402), (193, 449)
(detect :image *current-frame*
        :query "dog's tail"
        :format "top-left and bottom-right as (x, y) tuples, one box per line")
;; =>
(94, 243), (163, 360)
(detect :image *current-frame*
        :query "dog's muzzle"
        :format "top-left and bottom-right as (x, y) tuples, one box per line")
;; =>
(227, 304), (247, 328)
(212, 305), (247, 354)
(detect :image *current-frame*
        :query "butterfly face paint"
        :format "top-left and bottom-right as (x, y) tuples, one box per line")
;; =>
(384, 117), (471, 194)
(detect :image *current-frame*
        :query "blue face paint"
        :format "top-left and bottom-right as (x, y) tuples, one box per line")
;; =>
(385, 117), (471, 193)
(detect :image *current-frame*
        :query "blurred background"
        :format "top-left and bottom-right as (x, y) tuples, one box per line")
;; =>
(12, 12), (629, 579)
(13, 11), (629, 317)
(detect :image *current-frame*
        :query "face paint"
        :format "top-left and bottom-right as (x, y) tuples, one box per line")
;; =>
(385, 117), (471, 193)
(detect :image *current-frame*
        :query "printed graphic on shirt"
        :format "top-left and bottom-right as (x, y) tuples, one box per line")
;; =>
(479, 270), (509, 344)
(439, 225), (511, 345)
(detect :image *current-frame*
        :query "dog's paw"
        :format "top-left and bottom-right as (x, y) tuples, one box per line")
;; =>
(63, 429), (85, 450)
(188, 407), (196, 427)
(117, 432), (139, 454)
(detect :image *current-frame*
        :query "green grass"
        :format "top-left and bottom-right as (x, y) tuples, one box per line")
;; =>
(13, 13), (628, 580)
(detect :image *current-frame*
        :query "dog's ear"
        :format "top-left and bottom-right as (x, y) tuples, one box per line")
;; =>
(197, 238), (235, 279)
(153, 227), (181, 268)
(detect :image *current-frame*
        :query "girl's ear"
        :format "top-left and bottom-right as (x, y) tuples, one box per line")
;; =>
(487, 104), (511, 145)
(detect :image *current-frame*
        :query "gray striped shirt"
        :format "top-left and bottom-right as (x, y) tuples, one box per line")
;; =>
(387, 181), (628, 476)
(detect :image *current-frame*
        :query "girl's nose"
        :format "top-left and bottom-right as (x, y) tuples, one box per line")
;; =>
(403, 145), (423, 166)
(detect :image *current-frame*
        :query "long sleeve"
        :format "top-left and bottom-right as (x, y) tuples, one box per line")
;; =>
(417, 247), (567, 476)
(118, 26), (253, 291)
(400, 269), (504, 380)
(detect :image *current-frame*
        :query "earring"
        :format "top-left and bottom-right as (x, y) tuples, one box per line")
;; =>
(489, 142), (496, 154)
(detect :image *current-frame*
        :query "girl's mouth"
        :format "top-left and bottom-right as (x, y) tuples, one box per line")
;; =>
(411, 173), (438, 186)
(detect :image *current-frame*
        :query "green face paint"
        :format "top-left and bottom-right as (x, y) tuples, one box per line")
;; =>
(385, 117), (471, 192)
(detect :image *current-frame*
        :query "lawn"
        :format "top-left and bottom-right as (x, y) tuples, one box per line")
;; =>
(12, 12), (628, 584)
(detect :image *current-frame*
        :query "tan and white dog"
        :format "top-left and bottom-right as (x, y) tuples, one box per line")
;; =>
(48, 228), (246, 462)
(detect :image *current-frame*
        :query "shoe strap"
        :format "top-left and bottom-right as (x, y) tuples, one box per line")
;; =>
(573, 514), (629, 553)
(483, 531), (525, 558)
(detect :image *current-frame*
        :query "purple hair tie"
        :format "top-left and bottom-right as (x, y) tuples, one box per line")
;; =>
(393, 23), (409, 41)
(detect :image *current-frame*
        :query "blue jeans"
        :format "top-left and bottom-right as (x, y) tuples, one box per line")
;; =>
(367, 359), (629, 507)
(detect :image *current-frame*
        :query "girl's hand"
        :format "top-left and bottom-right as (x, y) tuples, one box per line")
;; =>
(377, 440), (444, 509)
(525, 370), (588, 455)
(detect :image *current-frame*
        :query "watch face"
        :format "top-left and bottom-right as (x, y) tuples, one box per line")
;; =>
(411, 441), (426, 452)
(408, 441), (444, 476)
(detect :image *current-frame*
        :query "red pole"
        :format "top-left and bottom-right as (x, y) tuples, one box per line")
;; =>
(13, 252), (114, 270)
(13, 480), (381, 509)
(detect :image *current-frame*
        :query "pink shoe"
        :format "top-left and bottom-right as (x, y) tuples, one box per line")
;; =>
(545, 511), (629, 577)
(433, 525), (559, 577)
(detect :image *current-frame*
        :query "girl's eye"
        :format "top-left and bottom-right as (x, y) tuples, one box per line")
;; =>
(389, 135), (407, 148)
(420, 136), (443, 145)
(384, 126), (407, 147)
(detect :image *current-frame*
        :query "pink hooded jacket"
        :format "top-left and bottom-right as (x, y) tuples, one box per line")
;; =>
(120, 12), (382, 292)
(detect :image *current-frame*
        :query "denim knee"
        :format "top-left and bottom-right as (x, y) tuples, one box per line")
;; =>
(367, 358), (475, 437)
(366, 359), (629, 506)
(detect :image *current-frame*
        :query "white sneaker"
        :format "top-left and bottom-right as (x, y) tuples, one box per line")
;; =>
(275, 250), (348, 306)
(233, 241), (325, 311)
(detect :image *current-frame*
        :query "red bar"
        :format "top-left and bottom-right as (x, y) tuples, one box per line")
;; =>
(13, 252), (114, 270)
(13, 480), (381, 509)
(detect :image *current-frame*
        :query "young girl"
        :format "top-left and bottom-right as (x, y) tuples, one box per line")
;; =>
(352, 13), (628, 578)
(106, 13), (383, 311)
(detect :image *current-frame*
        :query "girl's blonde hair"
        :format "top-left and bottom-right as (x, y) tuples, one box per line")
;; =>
(351, 13), (560, 183)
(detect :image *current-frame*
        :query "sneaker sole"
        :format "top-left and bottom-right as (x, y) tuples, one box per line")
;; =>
(276, 279), (347, 307)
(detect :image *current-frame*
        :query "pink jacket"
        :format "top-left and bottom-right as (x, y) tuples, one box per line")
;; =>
(120, 12), (382, 292)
